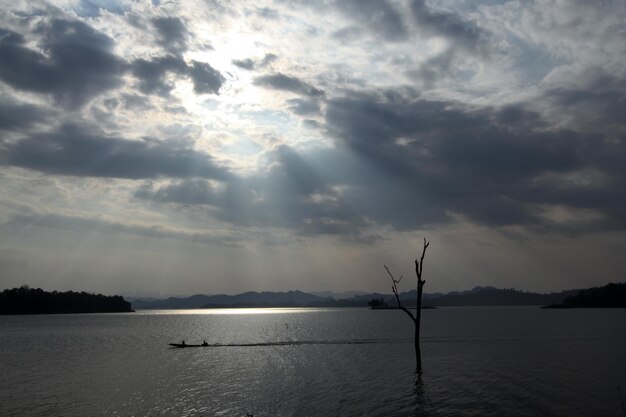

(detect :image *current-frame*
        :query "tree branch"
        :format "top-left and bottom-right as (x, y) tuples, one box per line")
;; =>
(384, 264), (416, 322)
(415, 238), (430, 285)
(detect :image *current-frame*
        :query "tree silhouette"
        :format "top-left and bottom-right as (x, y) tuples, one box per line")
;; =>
(384, 238), (430, 372)
(0, 286), (133, 314)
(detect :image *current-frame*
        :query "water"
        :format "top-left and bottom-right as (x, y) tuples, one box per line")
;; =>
(1, 307), (625, 416)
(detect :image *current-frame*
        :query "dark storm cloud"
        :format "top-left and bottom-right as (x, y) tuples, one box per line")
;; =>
(254, 73), (324, 97)
(135, 145), (372, 240)
(0, 19), (125, 109)
(134, 87), (626, 235)
(0, 15), (223, 104)
(322, 89), (626, 231)
(130, 55), (225, 96)
(326, 93), (578, 177)
(152, 16), (188, 53)
(0, 97), (51, 131)
(1, 123), (231, 180)
(545, 71), (626, 129)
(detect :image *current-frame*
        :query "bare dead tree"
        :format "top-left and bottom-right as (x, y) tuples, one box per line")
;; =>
(384, 238), (430, 371)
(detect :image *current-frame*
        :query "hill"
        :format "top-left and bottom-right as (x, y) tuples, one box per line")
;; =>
(130, 290), (332, 309)
(0, 286), (133, 314)
(130, 286), (582, 309)
(544, 283), (626, 308)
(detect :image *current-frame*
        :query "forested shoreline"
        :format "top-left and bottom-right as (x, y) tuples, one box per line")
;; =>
(0, 286), (133, 314)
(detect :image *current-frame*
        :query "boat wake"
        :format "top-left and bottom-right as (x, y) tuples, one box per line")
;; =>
(169, 338), (406, 348)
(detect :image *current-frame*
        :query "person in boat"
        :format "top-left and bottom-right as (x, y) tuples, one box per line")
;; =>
(181, 340), (185, 347)
(202, 340), (208, 346)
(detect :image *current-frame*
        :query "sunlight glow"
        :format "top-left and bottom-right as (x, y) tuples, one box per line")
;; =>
(138, 308), (328, 315)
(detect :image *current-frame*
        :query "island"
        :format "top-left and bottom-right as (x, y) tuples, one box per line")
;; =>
(543, 282), (626, 308)
(0, 285), (134, 314)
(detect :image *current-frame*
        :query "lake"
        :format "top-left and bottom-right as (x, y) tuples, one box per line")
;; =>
(1, 307), (625, 416)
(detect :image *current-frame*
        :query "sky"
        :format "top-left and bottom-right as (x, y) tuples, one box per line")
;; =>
(0, 0), (625, 297)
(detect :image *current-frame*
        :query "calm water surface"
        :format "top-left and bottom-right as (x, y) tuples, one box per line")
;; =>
(1, 307), (625, 416)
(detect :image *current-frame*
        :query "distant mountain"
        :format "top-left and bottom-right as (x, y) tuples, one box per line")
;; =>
(309, 291), (369, 300)
(124, 296), (160, 303)
(131, 291), (332, 309)
(203, 291), (333, 307)
(355, 287), (577, 307)
(131, 294), (215, 309)
(131, 286), (585, 309)
(544, 283), (626, 308)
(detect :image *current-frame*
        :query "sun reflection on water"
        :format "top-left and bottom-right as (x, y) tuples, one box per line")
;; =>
(138, 307), (327, 315)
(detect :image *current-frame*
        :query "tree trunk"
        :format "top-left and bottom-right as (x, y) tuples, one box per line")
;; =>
(415, 280), (423, 372)
(414, 318), (421, 371)
(385, 238), (429, 372)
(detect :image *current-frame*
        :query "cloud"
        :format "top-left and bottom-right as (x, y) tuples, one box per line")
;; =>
(255, 7), (280, 20)
(254, 73), (324, 97)
(119, 93), (153, 110)
(409, 0), (487, 52)
(135, 178), (218, 205)
(232, 58), (255, 70)
(409, 48), (456, 87)
(135, 145), (373, 240)
(130, 55), (187, 95)
(152, 16), (188, 53)
(260, 53), (278, 67)
(188, 61), (225, 94)
(6, 211), (242, 246)
(334, 0), (408, 42)
(0, 97), (51, 131)
(544, 70), (626, 131)
(286, 98), (321, 116)
(131, 81), (625, 236)
(321, 88), (625, 231)
(232, 53), (278, 71)
(130, 55), (224, 96)
(1, 123), (231, 180)
(0, 19), (126, 108)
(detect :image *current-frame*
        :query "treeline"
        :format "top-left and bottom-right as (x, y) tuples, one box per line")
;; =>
(425, 288), (576, 307)
(545, 283), (626, 308)
(359, 288), (577, 308)
(0, 286), (134, 314)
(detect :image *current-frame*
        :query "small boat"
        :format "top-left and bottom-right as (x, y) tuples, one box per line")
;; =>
(169, 342), (209, 348)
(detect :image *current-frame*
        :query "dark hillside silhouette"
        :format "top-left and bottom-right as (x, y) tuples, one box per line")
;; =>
(0, 285), (133, 314)
(131, 287), (583, 309)
(428, 287), (579, 306)
(543, 282), (626, 308)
